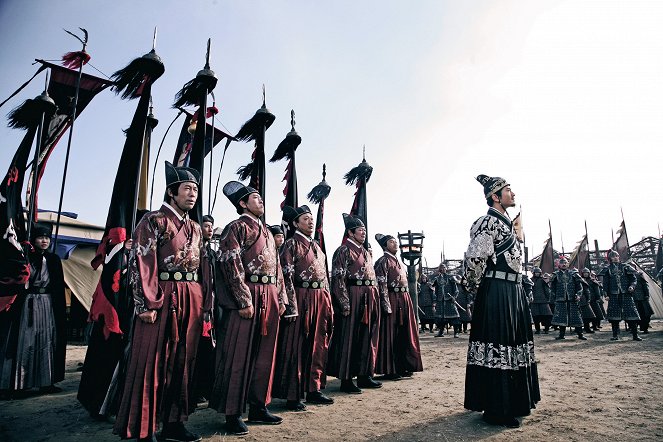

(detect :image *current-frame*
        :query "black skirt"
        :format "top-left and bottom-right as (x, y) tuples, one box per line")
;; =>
(464, 278), (540, 417)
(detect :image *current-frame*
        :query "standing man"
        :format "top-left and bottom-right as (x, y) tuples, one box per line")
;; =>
(417, 275), (436, 332)
(268, 225), (285, 251)
(550, 257), (587, 341)
(374, 233), (423, 380)
(273, 205), (334, 411)
(530, 267), (553, 334)
(578, 268), (597, 335)
(210, 181), (287, 436)
(456, 276), (474, 334)
(192, 214), (217, 406)
(633, 271), (653, 334)
(114, 162), (207, 442)
(587, 270), (606, 331)
(463, 175), (539, 428)
(0, 223), (66, 395)
(431, 264), (460, 338)
(599, 250), (641, 341)
(327, 214), (382, 394)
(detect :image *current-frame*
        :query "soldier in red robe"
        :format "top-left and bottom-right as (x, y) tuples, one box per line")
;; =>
(374, 233), (423, 381)
(273, 205), (334, 411)
(113, 162), (208, 442)
(327, 214), (382, 393)
(209, 181), (287, 436)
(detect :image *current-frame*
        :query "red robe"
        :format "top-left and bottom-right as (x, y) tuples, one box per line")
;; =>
(374, 252), (423, 375)
(273, 231), (333, 401)
(327, 238), (380, 380)
(113, 204), (205, 439)
(210, 214), (287, 415)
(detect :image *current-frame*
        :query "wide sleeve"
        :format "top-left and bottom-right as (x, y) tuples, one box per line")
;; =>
(374, 257), (392, 314)
(275, 245), (291, 314)
(217, 221), (253, 309)
(463, 216), (495, 294)
(331, 246), (351, 312)
(130, 214), (165, 313)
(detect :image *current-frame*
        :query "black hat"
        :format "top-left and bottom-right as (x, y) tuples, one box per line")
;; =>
(476, 174), (509, 199)
(223, 181), (259, 209)
(202, 214), (215, 224)
(375, 233), (395, 249)
(165, 161), (200, 187)
(342, 213), (364, 230)
(268, 224), (284, 236)
(282, 205), (312, 224)
(30, 222), (52, 240)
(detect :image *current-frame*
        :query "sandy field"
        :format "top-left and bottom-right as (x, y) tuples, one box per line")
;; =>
(1, 322), (661, 441)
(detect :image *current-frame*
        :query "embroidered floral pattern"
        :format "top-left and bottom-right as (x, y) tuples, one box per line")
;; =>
(466, 340), (536, 370)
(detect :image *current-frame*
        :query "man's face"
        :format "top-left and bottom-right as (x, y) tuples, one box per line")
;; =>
(582, 271), (589, 278)
(494, 185), (516, 208)
(202, 221), (214, 241)
(558, 260), (569, 270)
(534, 272), (542, 278)
(171, 182), (198, 211)
(610, 254), (620, 264)
(274, 234), (284, 248)
(438, 265), (447, 274)
(34, 236), (50, 251)
(386, 238), (399, 254)
(295, 213), (314, 237)
(241, 193), (264, 217)
(350, 226), (366, 244)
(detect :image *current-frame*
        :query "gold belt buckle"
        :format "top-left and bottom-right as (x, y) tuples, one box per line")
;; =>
(173, 271), (183, 281)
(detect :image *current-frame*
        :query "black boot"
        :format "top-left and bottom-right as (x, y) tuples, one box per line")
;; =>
(576, 327), (587, 340)
(453, 325), (460, 338)
(339, 379), (362, 394)
(306, 390), (334, 405)
(357, 375), (382, 389)
(483, 412), (520, 428)
(248, 403), (283, 425)
(555, 327), (566, 340)
(286, 400), (307, 411)
(534, 322), (541, 335)
(159, 421), (202, 442)
(631, 322), (643, 341)
(435, 329), (444, 337)
(224, 414), (249, 436)
(610, 322), (620, 341)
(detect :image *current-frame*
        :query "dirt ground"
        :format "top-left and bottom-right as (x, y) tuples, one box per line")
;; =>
(1, 322), (661, 442)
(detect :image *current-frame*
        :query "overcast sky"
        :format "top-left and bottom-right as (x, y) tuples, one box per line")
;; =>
(1, 0), (661, 266)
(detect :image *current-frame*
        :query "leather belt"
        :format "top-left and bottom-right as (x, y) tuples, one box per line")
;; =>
(389, 286), (408, 293)
(295, 280), (327, 289)
(247, 274), (277, 285)
(348, 278), (376, 287)
(159, 271), (199, 282)
(484, 270), (522, 283)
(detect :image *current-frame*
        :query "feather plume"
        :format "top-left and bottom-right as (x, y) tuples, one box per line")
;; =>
(61, 50), (90, 70)
(7, 98), (55, 130)
(270, 132), (301, 162)
(237, 162), (255, 181)
(111, 50), (164, 100)
(344, 160), (373, 185)
(307, 180), (331, 204)
(173, 75), (217, 109)
(235, 108), (275, 142)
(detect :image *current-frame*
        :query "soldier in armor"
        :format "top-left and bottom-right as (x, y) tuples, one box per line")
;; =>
(633, 271), (653, 334)
(598, 250), (641, 341)
(587, 270), (606, 330)
(431, 264), (461, 338)
(578, 268), (596, 334)
(417, 275), (436, 332)
(530, 267), (553, 334)
(455, 276), (473, 333)
(550, 257), (587, 340)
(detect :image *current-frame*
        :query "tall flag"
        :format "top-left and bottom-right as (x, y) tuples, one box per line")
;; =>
(569, 234), (590, 270)
(88, 48), (165, 338)
(538, 221), (555, 275)
(0, 92), (56, 305)
(136, 107), (158, 210)
(307, 164), (331, 271)
(172, 107), (231, 167)
(236, 86), (276, 219)
(612, 220), (630, 262)
(655, 236), (663, 281)
(343, 150), (373, 249)
(172, 39), (217, 223)
(271, 110), (301, 238)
